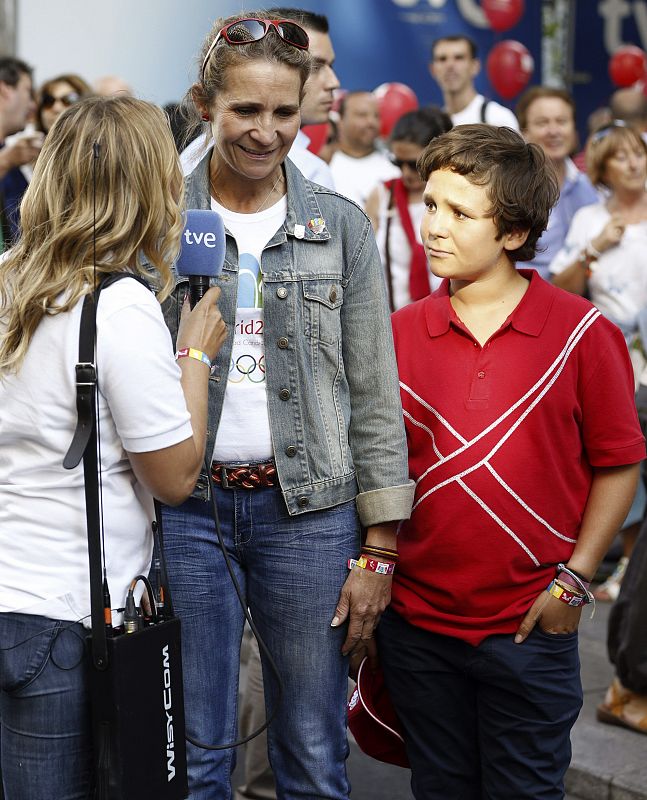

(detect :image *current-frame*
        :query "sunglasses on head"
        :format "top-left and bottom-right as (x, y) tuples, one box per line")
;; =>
(201, 18), (309, 82)
(591, 119), (628, 143)
(41, 91), (80, 110)
(390, 156), (419, 171)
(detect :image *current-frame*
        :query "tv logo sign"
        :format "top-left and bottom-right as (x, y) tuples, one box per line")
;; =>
(182, 229), (219, 247)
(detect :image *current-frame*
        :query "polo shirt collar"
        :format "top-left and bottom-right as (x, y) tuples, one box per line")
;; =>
(424, 269), (553, 339)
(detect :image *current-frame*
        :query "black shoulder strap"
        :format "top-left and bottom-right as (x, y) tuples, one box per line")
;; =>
(63, 273), (150, 469)
(63, 272), (151, 669)
(480, 98), (490, 124)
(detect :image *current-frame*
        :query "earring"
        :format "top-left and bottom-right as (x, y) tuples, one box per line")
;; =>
(201, 113), (210, 121)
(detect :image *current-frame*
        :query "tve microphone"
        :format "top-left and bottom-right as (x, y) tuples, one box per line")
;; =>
(175, 209), (226, 308)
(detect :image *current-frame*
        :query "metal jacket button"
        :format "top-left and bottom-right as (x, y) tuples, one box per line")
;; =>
(278, 337), (289, 349)
(285, 445), (297, 457)
(277, 287), (288, 299)
(279, 388), (291, 400)
(297, 496), (309, 508)
(329, 287), (337, 303)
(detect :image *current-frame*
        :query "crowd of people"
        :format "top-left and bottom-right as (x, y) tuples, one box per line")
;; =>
(1, 8), (647, 800)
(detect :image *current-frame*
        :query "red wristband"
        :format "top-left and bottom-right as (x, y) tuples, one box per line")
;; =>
(348, 556), (395, 576)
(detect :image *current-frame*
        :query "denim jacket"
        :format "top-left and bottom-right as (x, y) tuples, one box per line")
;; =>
(164, 153), (413, 526)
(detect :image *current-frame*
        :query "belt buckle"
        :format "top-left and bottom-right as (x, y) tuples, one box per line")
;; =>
(220, 464), (230, 489)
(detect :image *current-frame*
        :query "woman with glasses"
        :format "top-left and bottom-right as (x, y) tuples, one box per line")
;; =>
(365, 106), (452, 311)
(36, 73), (92, 134)
(160, 12), (412, 799)
(550, 122), (647, 603)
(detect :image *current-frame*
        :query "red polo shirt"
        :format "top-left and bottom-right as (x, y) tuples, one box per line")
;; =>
(391, 270), (645, 646)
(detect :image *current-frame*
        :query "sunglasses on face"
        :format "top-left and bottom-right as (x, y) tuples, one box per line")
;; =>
(40, 91), (80, 110)
(390, 157), (419, 171)
(201, 18), (309, 82)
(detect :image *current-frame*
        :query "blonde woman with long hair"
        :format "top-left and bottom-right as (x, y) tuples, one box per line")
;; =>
(0, 96), (226, 799)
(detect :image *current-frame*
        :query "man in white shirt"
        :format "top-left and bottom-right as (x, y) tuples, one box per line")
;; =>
(181, 10), (339, 189)
(329, 90), (400, 206)
(430, 35), (519, 129)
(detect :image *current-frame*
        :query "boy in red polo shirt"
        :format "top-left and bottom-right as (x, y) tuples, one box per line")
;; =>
(377, 125), (646, 799)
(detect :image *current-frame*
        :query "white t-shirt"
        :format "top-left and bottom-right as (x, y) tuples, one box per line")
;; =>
(549, 203), (647, 327)
(329, 149), (400, 207)
(0, 279), (193, 623)
(211, 195), (287, 463)
(450, 93), (519, 130)
(374, 182), (442, 310)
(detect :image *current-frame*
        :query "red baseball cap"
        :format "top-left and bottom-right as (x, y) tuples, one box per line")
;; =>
(347, 658), (409, 768)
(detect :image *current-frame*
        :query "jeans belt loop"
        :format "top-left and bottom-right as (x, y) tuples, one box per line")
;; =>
(220, 464), (229, 489)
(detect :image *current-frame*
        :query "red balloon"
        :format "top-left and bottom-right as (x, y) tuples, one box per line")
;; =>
(609, 45), (647, 87)
(373, 82), (419, 138)
(301, 123), (328, 155)
(482, 0), (525, 32)
(486, 40), (534, 100)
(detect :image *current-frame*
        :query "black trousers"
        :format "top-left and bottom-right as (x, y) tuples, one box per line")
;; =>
(608, 514), (647, 692)
(377, 607), (582, 800)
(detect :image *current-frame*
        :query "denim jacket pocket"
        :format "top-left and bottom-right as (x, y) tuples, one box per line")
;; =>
(302, 279), (343, 345)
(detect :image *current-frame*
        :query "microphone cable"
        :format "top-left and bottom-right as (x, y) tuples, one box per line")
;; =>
(167, 260), (284, 750)
(182, 458), (285, 751)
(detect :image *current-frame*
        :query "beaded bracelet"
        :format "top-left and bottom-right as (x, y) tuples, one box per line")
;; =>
(348, 556), (395, 576)
(175, 347), (211, 369)
(362, 546), (399, 561)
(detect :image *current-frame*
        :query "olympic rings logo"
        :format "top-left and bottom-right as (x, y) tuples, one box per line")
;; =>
(228, 353), (266, 384)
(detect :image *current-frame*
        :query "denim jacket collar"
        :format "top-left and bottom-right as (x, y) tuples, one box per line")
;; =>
(184, 150), (332, 246)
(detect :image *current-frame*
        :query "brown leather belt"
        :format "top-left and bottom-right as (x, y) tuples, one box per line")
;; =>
(211, 460), (277, 489)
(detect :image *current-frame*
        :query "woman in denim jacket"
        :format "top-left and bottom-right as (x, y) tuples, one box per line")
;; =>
(162, 13), (413, 799)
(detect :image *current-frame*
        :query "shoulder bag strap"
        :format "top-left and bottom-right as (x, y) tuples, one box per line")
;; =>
(63, 272), (151, 670)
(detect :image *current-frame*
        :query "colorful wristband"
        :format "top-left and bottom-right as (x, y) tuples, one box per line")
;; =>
(175, 347), (211, 369)
(546, 580), (588, 607)
(348, 556), (395, 576)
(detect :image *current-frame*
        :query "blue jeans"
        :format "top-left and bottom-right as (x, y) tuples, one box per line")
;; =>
(162, 489), (360, 800)
(0, 612), (92, 800)
(378, 607), (583, 800)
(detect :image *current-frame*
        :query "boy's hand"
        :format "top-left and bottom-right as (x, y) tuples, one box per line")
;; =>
(514, 590), (583, 643)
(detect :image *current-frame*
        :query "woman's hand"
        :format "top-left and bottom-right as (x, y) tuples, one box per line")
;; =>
(514, 590), (583, 644)
(592, 214), (626, 254)
(176, 286), (227, 364)
(331, 569), (392, 658)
